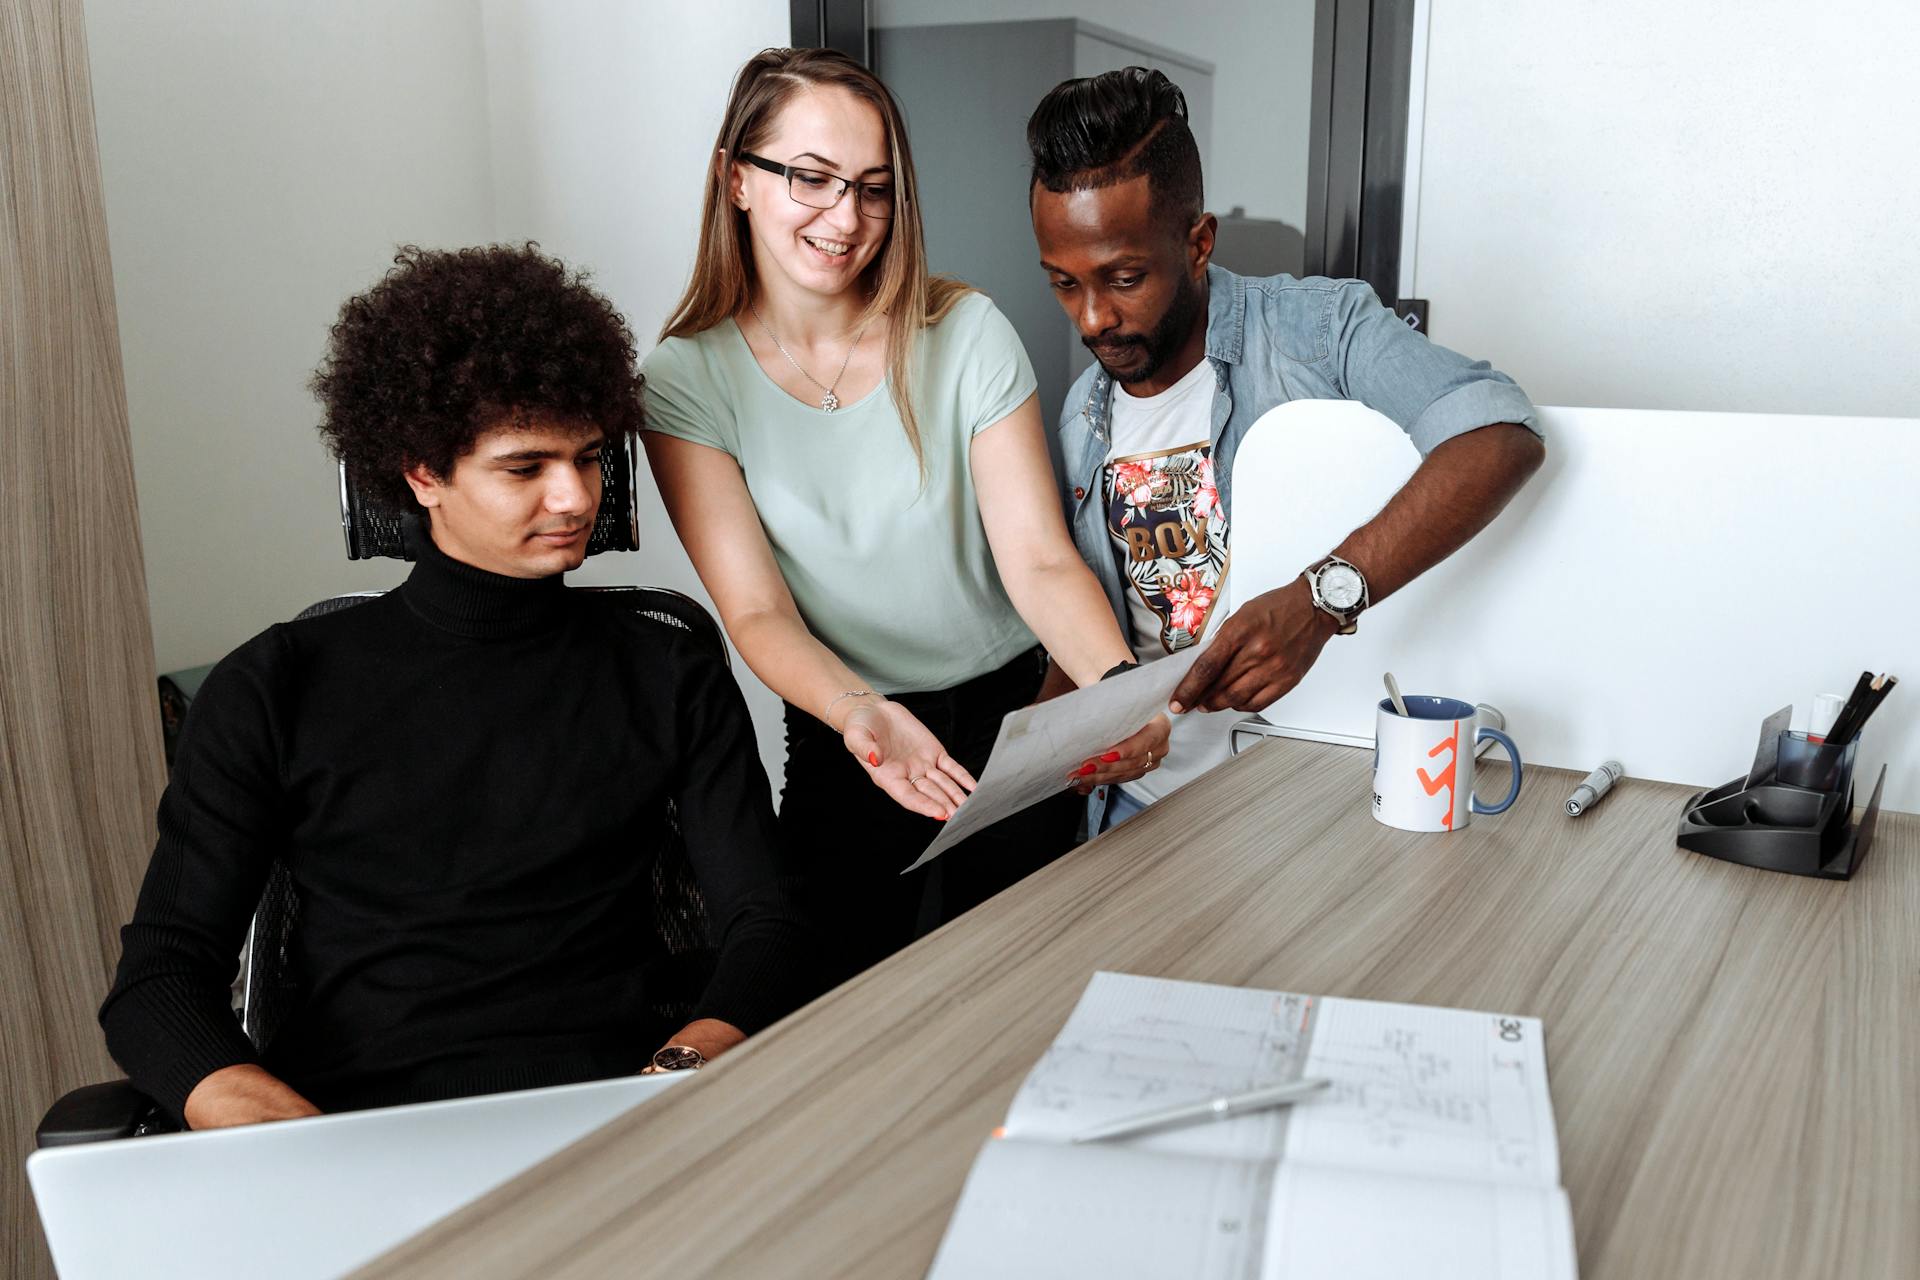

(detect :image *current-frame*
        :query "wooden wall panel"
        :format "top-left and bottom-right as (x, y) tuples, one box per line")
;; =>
(1, 0), (167, 1274)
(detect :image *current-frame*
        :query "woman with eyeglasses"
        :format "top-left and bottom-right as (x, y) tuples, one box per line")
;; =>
(641, 47), (1168, 981)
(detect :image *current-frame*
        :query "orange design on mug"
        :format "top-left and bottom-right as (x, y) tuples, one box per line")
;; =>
(1416, 721), (1461, 831)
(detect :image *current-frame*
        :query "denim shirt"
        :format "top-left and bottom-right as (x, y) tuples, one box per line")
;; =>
(1058, 264), (1540, 825)
(1058, 264), (1540, 636)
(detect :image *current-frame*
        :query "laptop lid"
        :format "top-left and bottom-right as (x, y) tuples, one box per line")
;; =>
(27, 1073), (686, 1279)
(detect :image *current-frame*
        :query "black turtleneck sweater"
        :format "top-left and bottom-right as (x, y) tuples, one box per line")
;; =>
(101, 527), (820, 1121)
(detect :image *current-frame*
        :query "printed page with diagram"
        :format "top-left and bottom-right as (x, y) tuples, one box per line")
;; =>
(927, 972), (1576, 1279)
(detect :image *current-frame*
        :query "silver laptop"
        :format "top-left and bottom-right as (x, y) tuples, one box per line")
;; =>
(28, 1073), (686, 1279)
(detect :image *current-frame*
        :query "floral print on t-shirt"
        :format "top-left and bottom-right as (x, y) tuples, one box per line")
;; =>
(1103, 442), (1230, 653)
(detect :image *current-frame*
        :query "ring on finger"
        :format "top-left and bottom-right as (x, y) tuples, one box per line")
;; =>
(909, 775), (925, 785)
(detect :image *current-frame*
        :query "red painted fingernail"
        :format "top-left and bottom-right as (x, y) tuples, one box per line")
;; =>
(938, 813), (949, 822)
(1101, 751), (1122, 763)
(868, 752), (880, 766)
(1075, 763), (1097, 777)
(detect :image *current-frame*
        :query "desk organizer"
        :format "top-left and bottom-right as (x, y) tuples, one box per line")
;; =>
(1677, 706), (1887, 879)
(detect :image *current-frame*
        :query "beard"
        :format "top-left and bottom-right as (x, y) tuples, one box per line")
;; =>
(1085, 272), (1206, 385)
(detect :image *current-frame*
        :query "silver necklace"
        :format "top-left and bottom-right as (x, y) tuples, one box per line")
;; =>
(747, 299), (871, 413)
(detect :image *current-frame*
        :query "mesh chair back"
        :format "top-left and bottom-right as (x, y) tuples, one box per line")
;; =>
(240, 863), (303, 1047)
(239, 584), (723, 1051)
(337, 435), (643, 561)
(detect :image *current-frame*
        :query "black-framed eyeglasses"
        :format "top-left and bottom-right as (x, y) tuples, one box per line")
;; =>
(738, 152), (895, 220)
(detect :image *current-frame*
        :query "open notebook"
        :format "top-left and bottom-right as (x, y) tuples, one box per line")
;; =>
(928, 972), (1577, 1279)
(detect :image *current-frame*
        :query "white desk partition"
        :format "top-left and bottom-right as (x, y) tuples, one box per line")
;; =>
(1230, 401), (1919, 812)
(27, 1073), (687, 1280)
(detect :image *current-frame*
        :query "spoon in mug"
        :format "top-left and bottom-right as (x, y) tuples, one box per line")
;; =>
(1384, 672), (1410, 717)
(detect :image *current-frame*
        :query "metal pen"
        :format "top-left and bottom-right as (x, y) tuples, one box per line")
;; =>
(1069, 1077), (1331, 1143)
(1566, 760), (1624, 817)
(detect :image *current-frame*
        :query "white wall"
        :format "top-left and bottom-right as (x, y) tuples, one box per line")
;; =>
(87, 0), (793, 786)
(1234, 402), (1920, 814)
(86, 0), (497, 675)
(1406, 1), (1920, 418)
(872, 0), (1316, 229)
(480, 0), (792, 783)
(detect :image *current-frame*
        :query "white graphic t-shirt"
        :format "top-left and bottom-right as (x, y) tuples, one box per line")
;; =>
(1102, 357), (1241, 805)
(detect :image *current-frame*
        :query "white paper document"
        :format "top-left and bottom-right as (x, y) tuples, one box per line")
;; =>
(903, 648), (1202, 873)
(927, 972), (1577, 1280)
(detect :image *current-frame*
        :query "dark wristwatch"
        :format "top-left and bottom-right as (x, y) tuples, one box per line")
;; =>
(650, 1044), (707, 1072)
(1305, 556), (1369, 635)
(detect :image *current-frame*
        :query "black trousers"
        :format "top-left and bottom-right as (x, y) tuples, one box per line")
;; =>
(779, 647), (1082, 984)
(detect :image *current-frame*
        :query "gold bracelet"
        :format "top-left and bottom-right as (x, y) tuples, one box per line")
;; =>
(825, 689), (878, 727)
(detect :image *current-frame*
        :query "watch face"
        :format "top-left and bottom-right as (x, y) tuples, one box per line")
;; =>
(651, 1045), (705, 1072)
(1319, 564), (1364, 610)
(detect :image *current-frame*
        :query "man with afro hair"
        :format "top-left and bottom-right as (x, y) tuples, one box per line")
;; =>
(101, 244), (820, 1128)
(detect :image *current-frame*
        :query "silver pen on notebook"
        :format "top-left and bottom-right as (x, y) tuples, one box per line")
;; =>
(1069, 1077), (1332, 1143)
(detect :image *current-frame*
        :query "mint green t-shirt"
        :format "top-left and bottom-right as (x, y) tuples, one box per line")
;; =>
(641, 292), (1039, 694)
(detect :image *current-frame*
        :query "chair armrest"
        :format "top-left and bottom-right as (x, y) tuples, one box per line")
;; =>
(36, 1079), (178, 1148)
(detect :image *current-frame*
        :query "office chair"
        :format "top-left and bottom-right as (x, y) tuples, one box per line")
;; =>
(38, 439), (721, 1146)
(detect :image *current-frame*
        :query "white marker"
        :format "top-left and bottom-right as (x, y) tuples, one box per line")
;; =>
(1565, 760), (1624, 817)
(1808, 693), (1846, 743)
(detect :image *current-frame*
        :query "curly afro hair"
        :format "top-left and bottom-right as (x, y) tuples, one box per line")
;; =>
(312, 243), (645, 512)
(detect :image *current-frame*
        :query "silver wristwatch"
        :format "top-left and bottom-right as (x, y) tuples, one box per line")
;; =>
(650, 1044), (707, 1072)
(1305, 556), (1369, 635)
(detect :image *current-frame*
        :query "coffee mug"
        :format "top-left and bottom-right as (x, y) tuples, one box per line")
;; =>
(1373, 697), (1522, 832)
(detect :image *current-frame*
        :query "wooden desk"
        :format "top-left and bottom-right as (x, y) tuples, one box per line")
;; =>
(357, 740), (1918, 1278)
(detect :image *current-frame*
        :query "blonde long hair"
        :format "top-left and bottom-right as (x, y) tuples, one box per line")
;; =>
(660, 47), (971, 473)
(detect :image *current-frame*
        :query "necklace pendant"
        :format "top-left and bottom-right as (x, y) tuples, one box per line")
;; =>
(820, 391), (839, 413)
